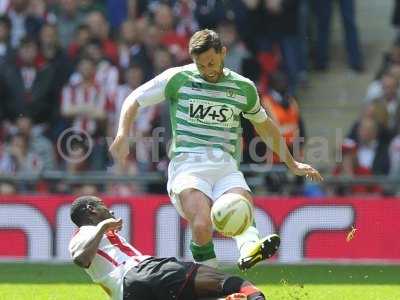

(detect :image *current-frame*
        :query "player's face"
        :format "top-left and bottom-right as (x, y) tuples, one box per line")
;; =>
(93, 200), (115, 221)
(193, 47), (226, 83)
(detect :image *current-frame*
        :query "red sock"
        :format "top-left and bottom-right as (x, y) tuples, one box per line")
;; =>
(239, 284), (260, 296)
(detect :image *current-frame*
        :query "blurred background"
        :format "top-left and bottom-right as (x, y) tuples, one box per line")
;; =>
(0, 0), (400, 270)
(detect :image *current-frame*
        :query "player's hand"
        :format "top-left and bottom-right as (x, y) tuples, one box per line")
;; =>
(109, 134), (129, 164)
(289, 161), (323, 181)
(99, 218), (123, 233)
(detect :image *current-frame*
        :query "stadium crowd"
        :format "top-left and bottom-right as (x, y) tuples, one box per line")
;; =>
(331, 2), (400, 196)
(3, 0), (396, 197)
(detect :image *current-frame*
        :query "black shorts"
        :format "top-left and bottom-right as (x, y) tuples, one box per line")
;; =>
(123, 257), (199, 300)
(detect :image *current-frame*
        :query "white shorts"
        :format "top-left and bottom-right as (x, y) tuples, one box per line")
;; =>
(167, 150), (251, 218)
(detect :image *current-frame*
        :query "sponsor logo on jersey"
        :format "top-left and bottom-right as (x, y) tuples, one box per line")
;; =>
(188, 100), (234, 126)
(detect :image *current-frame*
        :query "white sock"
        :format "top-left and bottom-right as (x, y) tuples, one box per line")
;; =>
(233, 226), (260, 258)
(195, 257), (219, 269)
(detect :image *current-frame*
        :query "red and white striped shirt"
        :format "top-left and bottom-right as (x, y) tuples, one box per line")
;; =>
(69, 226), (150, 300)
(61, 82), (107, 135)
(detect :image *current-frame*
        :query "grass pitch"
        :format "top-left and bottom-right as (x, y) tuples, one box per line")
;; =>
(0, 263), (399, 300)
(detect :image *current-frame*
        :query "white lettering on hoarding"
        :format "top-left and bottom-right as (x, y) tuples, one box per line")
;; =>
(0, 201), (356, 263)
(279, 206), (354, 262)
(0, 204), (52, 260)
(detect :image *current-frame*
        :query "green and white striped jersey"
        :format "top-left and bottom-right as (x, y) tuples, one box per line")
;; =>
(129, 64), (267, 160)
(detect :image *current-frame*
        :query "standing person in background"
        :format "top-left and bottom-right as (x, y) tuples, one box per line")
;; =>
(242, 0), (302, 94)
(110, 29), (322, 270)
(0, 37), (55, 125)
(392, 0), (400, 40)
(261, 71), (306, 195)
(312, 0), (364, 72)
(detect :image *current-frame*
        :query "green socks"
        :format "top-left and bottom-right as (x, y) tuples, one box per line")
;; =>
(190, 240), (218, 267)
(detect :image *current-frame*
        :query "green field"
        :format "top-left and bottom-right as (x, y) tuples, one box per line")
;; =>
(0, 263), (399, 300)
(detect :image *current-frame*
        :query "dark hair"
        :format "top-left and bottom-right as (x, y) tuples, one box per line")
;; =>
(189, 29), (222, 56)
(70, 195), (102, 226)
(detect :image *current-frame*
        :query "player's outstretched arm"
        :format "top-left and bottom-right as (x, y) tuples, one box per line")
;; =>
(71, 218), (122, 268)
(109, 67), (179, 164)
(109, 98), (140, 165)
(251, 117), (323, 182)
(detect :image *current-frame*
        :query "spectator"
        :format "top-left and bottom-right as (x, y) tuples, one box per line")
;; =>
(27, 0), (55, 22)
(153, 3), (190, 63)
(152, 46), (175, 75)
(371, 73), (400, 132)
(85, 10), (118, 63)
(312, 0), (364, 72)
(260, 71), (306, 194)
(3, 132), (45, 191)
(15, 116), (56, 171)
(0, 142), (15, 175)
(0, 15), (13, 64)
(365, 65), (400, 103)
(194, 0), (227, 29)
(0, 141), (17, 194)
(0, 0), (10, 15)
(173, 0), (198, 36)
(217, 20), (249, 74)
(374, 41), (400, 79)
(392, 0), (400, 39)
(109, 65), (157, 173)
(70, 38), (119, 97)
(243, 0), (302, 94)
(117, 19), (148, 70)
(7, 0), (43, 47)
(67, 24), (91, 61)
(53, 0), (85, 49)
(262, 71), (305, 158)
(88, 38), (119, 96)
(38, 23), (71, 99)
(1, 37), (56, 124)
(61, 56), (107, 137)
(109, 64), (146, 135)
(334, 117), (390, 195)
(141, 24), (163, 77)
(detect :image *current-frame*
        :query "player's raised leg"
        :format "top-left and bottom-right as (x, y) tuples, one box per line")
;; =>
(179, 188), (218, 268)
(223, 188), (280, 270)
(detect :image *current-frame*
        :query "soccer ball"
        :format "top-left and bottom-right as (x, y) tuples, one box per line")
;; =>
(210, 193), (253, 237)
